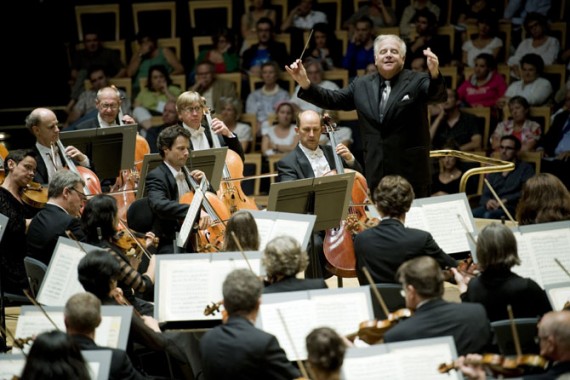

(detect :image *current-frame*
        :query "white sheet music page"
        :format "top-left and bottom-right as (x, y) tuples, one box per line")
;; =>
(95, 316), (123, 348)
(37, 242), (86, 306)
(422, 200), (473, 253)
(512, 231), (543, 286)
(255, 218), (311, 251)
(525, 230), (570, 287)
(390, 343), (456, 379)
(343, 351), (405, 380)
(311, 292), (369, 336)
(547, 286), (570, 310)
(177, 188), (203, 248)
(0, 356), (26, 379)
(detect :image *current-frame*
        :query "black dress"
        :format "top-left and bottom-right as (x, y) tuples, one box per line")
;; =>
(431, 173), (461, 195)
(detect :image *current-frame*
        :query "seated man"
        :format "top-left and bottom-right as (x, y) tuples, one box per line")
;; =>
(200, 269), (301, 379)
(383, 256), (491, 356)
(354, 175), (457, 285)
(188, 61), (238, 114)
(472, 135), (534, 219)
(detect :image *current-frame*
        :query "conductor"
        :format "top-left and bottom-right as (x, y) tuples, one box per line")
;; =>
(286, 34), (447, 197)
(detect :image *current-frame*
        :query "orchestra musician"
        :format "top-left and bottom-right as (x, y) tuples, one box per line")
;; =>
(0, 149), (37, 296)
(453, 223), (552, 322)
(145, 125), (212, 254)
(222, 209), (260, 251)
(70, 86), (136, 130)
(81, 194), (156, 316)
(263, 235), (328, 293)
(275, 109), (362, 278)
(25, 107), (91, 185)
(306, 327), (348, 380)
(354, 175), (457, 285)
(26, 170), (87, 266)
(77, 249), (197, 379)
(383, 256), (491, 356)
(199, 268), (301, 380)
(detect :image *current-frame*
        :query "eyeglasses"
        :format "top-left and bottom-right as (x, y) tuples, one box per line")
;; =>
(100, 103), (119, 110)
(69, 187), (87, 201)
(183, 106), (203, 113)
(499, 145), (515, 151)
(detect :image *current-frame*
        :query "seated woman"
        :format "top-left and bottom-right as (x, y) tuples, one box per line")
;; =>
(218, 97), (253, 152)
(516, 173), (570, 225)
(261, 101), (299, 157)
(343, 0), (396, 37)
(262, 235), (328, 293)
(453, 223), (552, 322)
(194, 28), (239, 74)
(222, 209), (260, 251)
(499, 53), (553, 107)
(305, 22), (344, 70)
(431, 140), (463, 196)
(491, 96), (542, 153)
(81, 194), (157, 315)
(457, 53), (507, 109)
(461, 11), (503, 68)
(132, 64), (182, 131)
(306, 327), (348, 380)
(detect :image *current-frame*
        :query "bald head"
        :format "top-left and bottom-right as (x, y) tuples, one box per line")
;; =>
(25, 107), (60, 147)
(539, 311), (570, 360)
(296, 110), (322, 151)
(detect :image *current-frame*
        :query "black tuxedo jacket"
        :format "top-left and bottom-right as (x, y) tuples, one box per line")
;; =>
(298, 69), (447, 195)
(70, 335), (147, 380)
(32, 145), (65, 185)
(26, 203), (85, 265)
(276, 144), (363, 182)
(263, 276), (328, 294)
(354, 218), (456, 284)
(200, 316), (300, 380)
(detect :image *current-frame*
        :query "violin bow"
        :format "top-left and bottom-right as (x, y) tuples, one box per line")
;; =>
(0, 325), (28, 358)
(456, 214), (477, 246)
(554, 258), (570, 279)
(23, 289), (62, 332)
(276, 308), (314, 380)
(66, 229), (88, 254)
(507, 304), (523, 358)
(361, 266), (390, 318)
(483, 179), (516, 224)
(117, 219), (153, 260)
(230, 231), (255, 273)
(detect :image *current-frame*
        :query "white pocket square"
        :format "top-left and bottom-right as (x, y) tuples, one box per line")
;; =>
(401, 94), (410, 101)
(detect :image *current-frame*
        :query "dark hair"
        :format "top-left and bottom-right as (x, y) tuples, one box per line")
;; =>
(413, 8), (438, 32)
(306, 327), (346, 373)
(500, 135), (522, 151)
(222, 269), (263, 316)
(81, 194), (118, 242)
(256, 16), (275, 30)
(4, 149), (36, 175)
(212, 27), (236, 52)
(476, 11), (499, 36)
(223, 210), (260, 251)
(516, 173), (570, 225)
(475, 53), (497, 70)
(520, 53), (545, 75)
(374, 175), (415, 217)
(508, 95), (530, 111)
(146, 64), (173, 90)
(78, 249), (121, 299)
(20, 330), (90, 380)
(157, 125), (191, 158)
(397, 256), (444, 298)
(87, 64), (108, 78)
(524, 12), (548, 34)
(476, 223), (520, 271)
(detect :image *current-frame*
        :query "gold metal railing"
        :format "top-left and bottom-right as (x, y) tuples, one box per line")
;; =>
(430, 150), (515, 193)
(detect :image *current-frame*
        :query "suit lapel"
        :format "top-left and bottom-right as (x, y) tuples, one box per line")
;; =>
(367, 74), (381, 120)
(295, 146), (315, 178)
(322, 145), (337, 171)
(159, 162), (178, 200)
(384, 71), (411, 120)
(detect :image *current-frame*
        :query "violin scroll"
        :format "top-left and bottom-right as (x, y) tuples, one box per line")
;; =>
(204, 300), (223, 316)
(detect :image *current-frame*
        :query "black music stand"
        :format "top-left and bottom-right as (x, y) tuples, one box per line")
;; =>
(267, 172), (354, 278)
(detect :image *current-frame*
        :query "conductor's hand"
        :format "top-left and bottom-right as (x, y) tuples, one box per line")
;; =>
(424, 47), (440, 78)
(285, 59), (310, 89)
(335, 143), (355, 164)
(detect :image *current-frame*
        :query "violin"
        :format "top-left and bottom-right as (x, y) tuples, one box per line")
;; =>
(20, 180), (48, 209)
(348, 308), (412, 345)
(112, 227), (157, 259)
(438, 353), (548, 377)
(442, 256), (480, 282)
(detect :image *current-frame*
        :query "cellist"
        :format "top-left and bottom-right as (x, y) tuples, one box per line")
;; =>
(275, 109), (362, 278)
(145, 125), (213, 254)
(25, 107), (91, 185)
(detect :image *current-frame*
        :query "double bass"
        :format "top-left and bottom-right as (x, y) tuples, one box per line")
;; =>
(56, 139), (102, 196)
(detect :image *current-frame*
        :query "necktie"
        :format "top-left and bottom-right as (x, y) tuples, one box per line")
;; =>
(380, 80), (391, 121)
(176, 171), (190, 199)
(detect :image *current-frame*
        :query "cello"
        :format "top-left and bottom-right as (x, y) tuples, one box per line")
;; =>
(321, 115), (376, 278)
(56, 139), (102, 196)
(204, 108), (258, 213)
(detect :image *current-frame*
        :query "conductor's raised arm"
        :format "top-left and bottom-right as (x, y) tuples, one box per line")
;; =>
(285, 59), (311, 90)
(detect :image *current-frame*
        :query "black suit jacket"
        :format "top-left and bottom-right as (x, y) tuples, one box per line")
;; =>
(70, 334), (148, 380)
(540, 110), (569, 157)
(298, 70), (447, 196)
(32, 145), (63, 185)
(263, 276), (328, 294)
(354, 218), (457, 284)
(383, 298), (491, 356)
(200, 316), (300, 380)
(276, 144), (363, 182)
(26, 203), (85, 265)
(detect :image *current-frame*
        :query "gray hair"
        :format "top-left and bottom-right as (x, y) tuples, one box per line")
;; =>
(262, 236), (308, 279)
(218, 97), (243, 119)
(48, 170), (85, 198)
(64, 292), (101, 333)
(222, 269), (263, 316)
(374, 34), (407, 59)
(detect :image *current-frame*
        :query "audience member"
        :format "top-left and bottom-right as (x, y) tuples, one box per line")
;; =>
(132, 64), (182, 131)
(145, 99), (179, 153)
(188, 61), (238, 116)
(354, 175), (457, 284)
(472, 135), (535, 219)
(507, 12), (560, 79)
(454, 0), (493, 29)
(516, 173), (570, 225)
(27, 170), (86, 265)
(492, 96), (542, 153)
(241, 17), (289, 77)
(305, 22), (343, 70)
(454, 223), (552, 322)
(281, 0), (327, 33)
(342, 16), (376, 78)
(461, 11), (503, 68)
(127, 31), (185, 96)
(343, 0), (396, 36)
(500, 54), (553, 107)
(503, 0), (552, 27)
(200, 269), (301, 379)
(457, 53), (507, 108)
(306, 327), (347, 380)
(263, 235), (328, 293)
(431, 140), (463, 196)
(261, 101), (299, 157)
(399, 0), (441, 41)
(194, 27), (239, 74)
(222, 210), (260, 251)
(246, 61), (290, 135)
(218, 96), (253, 152)
(64, 292), (148, 380)
(240, 0), (277, 49)
(20, 330), (90, 380)
(405, 9), (452, 68)
(383, 256), (490, 356)
(290, 60), (340, 114)
(430, 88), (483, 151)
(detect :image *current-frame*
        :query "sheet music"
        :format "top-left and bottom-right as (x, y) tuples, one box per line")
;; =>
(512, 231), (543, 284)
(342, 352), (404, 380)
(390, 343), (455, 379)
(547, 286), (570, 310)
(87, 362), (100, 380)
(249, 210), (316, 251)
(177, 188), (203, 248)
(311, 292), (370, 336)
(0, 354), (25, 380)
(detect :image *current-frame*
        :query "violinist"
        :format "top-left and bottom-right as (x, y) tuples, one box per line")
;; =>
(81, 194), (156, 316)
(383, 256), (491, 356)
(306, 327), (349, 380)
(176, 91), (245, 161)
(354, 175), (457, 285)
(263, 235), (328, 294)
(275, 109), (362, 278)
(453, 223), (552, 323)
(146, 125), (213, 254)
(222, 209), (260, 251)
(200, 268), (301, 380)
(25, 107), (90, 185)
(27, 170), (87, 266)
(0, 149), (37, 296)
